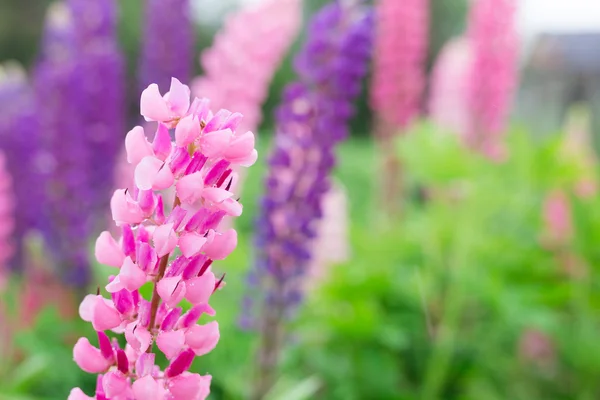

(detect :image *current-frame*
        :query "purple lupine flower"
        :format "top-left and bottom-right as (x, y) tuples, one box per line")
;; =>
(67, 0), (126, 222)
(139, 0), (194, 92)
(34, 3), (92, 287)
(0, 64), (46, 272)
(247, 2), (373, 396)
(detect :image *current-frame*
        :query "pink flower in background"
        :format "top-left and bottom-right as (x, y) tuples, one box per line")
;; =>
(70, 78), (256, 399)
(304, 181), (350, 292)
(370, 0), (429, 137)
(428, 37), (474, 138)
(542, 190), (572, 247)
(465, 0), (519, 158)
(192, 0), (302, 135)
(0, 152), (13, 290)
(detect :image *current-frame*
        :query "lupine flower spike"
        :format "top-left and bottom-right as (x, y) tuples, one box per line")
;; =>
(70, 78), (257, 400)
(465, 0), (518, 159)
(192, 0), (302, 135)
(247, 2), (373, 397)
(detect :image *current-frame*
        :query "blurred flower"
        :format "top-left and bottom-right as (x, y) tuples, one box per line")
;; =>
(518, 328), (555, 368)
(71, 78), (256, 399)
(67, 0), (126, 223)
(429, 37), (474, 137)
(192, 0), (302, 135)
(34, 3), (93, 286)
(370, 0), (429, 137)
(251, 0), (373, 319)
(303, 180), (350, 292)
(139, 0), (194, 92)
(542, 190), (572, 248)
(465, 0), (519, 158)
(246, 4), (372, 395)
(0, 63), (43, 272)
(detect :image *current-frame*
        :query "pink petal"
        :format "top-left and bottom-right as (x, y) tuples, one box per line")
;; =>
(132, 375), (162, 400)
(95, 231), (125, 267)
(153, 223), (178, 257)
(224, 131), (255, 161)
(231, 148), (258, 167)
(202, 229), (237, 260)
(219, 198), (242, 217)
(201, 187), (233, 203)
(92, 297), (122, 331)
(185, 321), (220, 356)
(176, 172), (204, 204)
(179, 232), (207, 258)
(184, 273), (215, 305)
(111, 189), (145, 226)
(102, 371), (129, 398)
(141, 83), (172, 122)
(199, 129), (232, 158)
(108, 257), (146, 293)
(167, 373), (212, 400)
(125, 323), (152, 353)
(68, 388), (94, 400)
(135, 156), (174, 191)
(157, 329), (186, 360)
(166, 78), (191, 117)
(153, 123), (173, 161)
(73, 337), (112, 373)
(175, 114), (201, 147)
(79, 294), (97, 322)
(157, 276), (186, 308)
(125, 126), (154, 166)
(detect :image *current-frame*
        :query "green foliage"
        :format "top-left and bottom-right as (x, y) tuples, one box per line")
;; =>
(282, 125), (600, 399)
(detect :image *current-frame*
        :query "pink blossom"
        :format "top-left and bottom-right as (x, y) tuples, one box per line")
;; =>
(191, 0), (301, 135)
(465, 0), (519, 157)
(72, 79), (256, 399)
(370, 0), (429, 137)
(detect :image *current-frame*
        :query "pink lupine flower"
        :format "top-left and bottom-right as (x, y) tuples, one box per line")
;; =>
(71, 78), (257, 399)
(542, 190), (572, 247)
(465, 0), (519, 158)
(428, 37), (474, 138)
(192, 0), (301, 135)
(370, 0), (429, 137)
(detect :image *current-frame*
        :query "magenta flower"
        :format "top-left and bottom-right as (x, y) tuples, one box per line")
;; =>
(70, 78), (257, 399)
(370, 0), (429, 137)
(192, 0), (302, 134)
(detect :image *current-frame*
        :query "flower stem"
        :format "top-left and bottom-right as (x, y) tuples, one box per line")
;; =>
(147, 253), (170, 353)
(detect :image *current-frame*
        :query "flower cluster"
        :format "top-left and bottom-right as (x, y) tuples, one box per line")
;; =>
(192, 0), (302, 134)
(0, 64), (42, 272)
(69, 78), (257, 399)
(370, 0), (429, 137)
(466, 0), (518, 158)
(34, 3), (93, 286)
(139, 0), (194, 94)
(428, 37), (473, 136)
(68, 0), (125, 219)
(248, 1), (373, 323)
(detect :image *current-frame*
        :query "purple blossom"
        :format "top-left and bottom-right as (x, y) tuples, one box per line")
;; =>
(139, 0), (194, 92)
(34, 3), (92, 286)
(0, 65), (45, 271)
(67, 0), (126, 223)
(246, 1), (374, 325)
